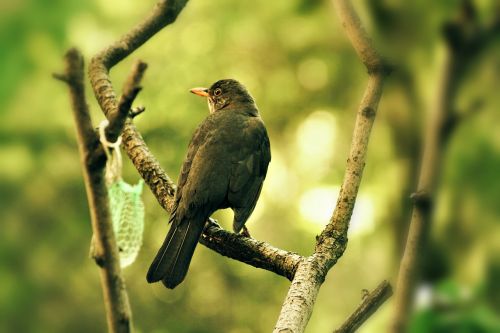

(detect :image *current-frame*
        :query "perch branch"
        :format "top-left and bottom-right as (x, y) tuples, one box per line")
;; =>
(55, 48), (133, 333)
(272, 1), (390, 332)
(201, 219), (303, 281)
(391, 1), (500, 332)
(121, 119), (304, 280)
(334, 280), (393, 333)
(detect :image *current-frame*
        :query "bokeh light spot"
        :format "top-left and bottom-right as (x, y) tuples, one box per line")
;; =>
(295, 110), (337, 178)
(299, 186), (375, 237)
(299, 186), (339, 225)
(297, 58), (328, 91)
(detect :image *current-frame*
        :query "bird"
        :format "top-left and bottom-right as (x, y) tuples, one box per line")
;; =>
(146, 79), (271, 289)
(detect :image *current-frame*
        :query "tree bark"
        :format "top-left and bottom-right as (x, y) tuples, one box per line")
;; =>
(55, 49), (133, 333)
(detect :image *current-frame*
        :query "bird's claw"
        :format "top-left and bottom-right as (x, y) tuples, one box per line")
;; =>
(240, 226), (251, 238)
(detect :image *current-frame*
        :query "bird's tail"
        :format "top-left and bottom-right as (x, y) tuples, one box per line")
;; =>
(146, 216), (205, 289)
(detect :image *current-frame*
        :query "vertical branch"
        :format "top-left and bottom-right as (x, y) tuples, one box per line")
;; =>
(273, 1), (390, 332)
(391, 1), (500, 331)
(54, 48), (133, 333)
(390, 51), (456, 333)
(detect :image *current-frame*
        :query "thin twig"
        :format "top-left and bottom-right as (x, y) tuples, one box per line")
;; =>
(55, 48), (133, 333)
(334, 280), (393, 333)
(129, 106), (146, 119)
(52, 73), (70, 83)
(106, 60), (148, 143)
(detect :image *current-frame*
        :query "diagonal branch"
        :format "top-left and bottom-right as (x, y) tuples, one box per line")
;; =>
(332, 0), (385, 72)
(200, 219), (303, 281)
(89, 0), (189, 143)
(272, 1), (390, 332)
(334, 280), (393, 333)
(111, 60), (148, 142)
(55, 48), (133, 333)
(121, 118), (304, 280)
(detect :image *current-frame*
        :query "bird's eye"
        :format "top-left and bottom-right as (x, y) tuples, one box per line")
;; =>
(214, 88), (222, 96)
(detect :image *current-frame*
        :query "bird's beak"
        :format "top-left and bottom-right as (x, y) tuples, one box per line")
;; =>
(190, 87), (209, 97)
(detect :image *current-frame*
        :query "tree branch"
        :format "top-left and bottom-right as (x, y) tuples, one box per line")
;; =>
(55, 48), (133, 333)
(109, 60), (148, 142)
(334, 280), (393, 333)
(391, 1), (499, 331)
(89, 0), (189, 143)
(272, 1), (390, 332)
(331, 0), (387, 73)
(201, 219), (303, 281)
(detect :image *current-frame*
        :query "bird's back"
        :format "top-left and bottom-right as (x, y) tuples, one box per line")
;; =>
(147, 101), (270, 288)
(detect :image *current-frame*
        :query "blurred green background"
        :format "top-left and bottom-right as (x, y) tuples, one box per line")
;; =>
(1, 0), (499, 332)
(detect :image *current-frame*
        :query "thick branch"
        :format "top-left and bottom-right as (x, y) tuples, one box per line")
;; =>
(56, 48), (133, 333)
(201, 220), (303, 281)
(334, 280), (393, 333)
(272, 1), (389, 332)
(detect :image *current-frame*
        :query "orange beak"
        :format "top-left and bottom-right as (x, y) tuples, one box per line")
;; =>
(190, 87), (209, 97)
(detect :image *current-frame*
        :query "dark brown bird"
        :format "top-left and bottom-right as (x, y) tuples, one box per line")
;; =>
(146, 79), (271, 289)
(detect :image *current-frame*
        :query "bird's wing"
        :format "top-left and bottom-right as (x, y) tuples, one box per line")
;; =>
(170, 117), (215, 225)
(228, 118), (271, 232)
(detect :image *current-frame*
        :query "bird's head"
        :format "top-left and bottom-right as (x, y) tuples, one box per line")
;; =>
(190, 79), (256, 114)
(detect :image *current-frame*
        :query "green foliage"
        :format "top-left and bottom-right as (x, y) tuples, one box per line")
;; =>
(1, 0), (499, 332)
(409, 281), (500, 333)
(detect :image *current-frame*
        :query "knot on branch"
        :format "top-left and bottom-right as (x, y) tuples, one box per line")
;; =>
(315, 227), (349, 255)
(410, 190), (433, 212)
(91, 249), (107, 268)
(361, 107), (376, 118)
(159, 0), (190, 24)
(366, 60), (393, 76)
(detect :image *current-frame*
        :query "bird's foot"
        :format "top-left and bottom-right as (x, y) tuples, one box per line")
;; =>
(240, 226), (252, 238)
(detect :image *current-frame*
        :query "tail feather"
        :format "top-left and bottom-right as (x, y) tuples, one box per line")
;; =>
(146, 217), (205, 288)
